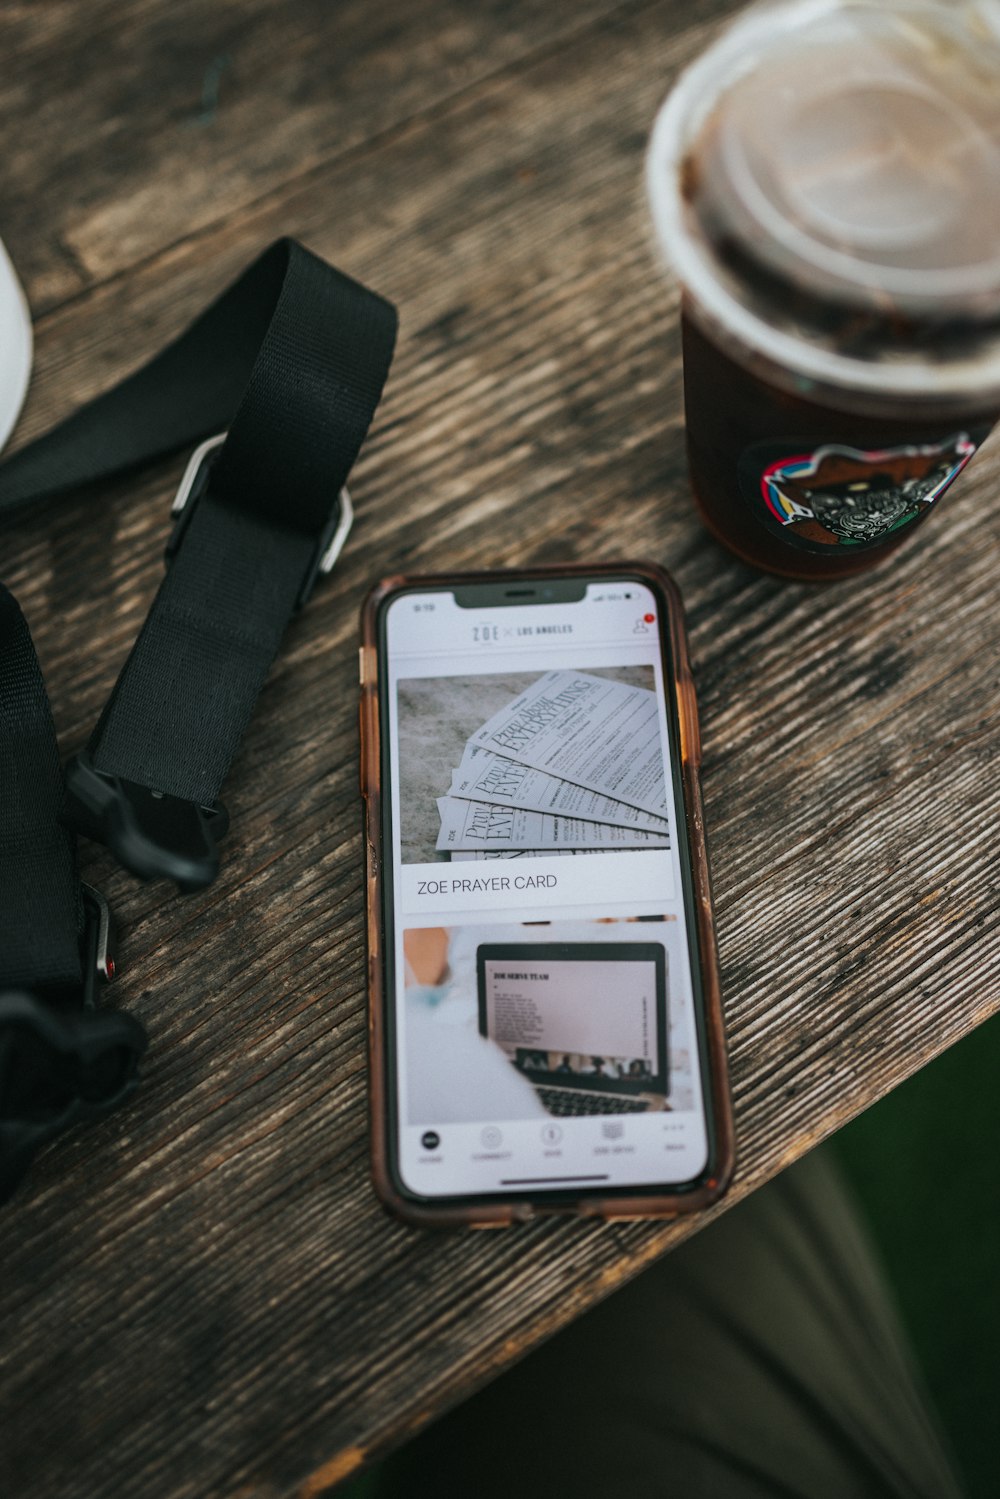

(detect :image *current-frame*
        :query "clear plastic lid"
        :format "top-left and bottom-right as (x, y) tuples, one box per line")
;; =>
(647, 0), (1000, 403)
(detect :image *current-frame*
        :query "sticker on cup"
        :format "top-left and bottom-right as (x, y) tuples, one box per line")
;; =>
(646, 1), (1000, 577)
(737, 430), (987, 553)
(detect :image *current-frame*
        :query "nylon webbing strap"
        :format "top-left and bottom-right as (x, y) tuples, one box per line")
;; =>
(0, 582), (147, 1206)
(0, 238), (397, 890)
(0, 583), (81, 994)
(0, 238), (397, 1202)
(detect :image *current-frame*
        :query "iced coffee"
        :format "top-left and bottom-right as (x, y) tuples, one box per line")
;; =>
(647, 0), (1000, 579)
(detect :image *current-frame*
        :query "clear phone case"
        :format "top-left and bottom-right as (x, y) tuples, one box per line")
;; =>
(360, 562), (735, 1227)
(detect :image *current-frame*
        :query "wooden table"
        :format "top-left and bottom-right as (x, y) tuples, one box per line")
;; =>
(2, 3), (997, 1495)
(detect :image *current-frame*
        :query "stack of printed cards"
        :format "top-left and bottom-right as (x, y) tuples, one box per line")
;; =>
(435, 670), (670, 860)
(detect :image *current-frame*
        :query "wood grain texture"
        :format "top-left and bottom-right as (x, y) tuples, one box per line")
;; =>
(1, 0), (998, 1496)
(2, 0), (629, 310)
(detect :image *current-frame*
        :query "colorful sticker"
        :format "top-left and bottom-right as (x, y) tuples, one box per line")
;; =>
(738, 431), (984, 552)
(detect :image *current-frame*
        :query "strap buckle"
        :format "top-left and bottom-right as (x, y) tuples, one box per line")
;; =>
(166, 432), (354, 608)
(80, 881), (118, 995)
(64, 430), (353, 890)
(0, 886), (147, 1205)
(62, 753), (229, 893)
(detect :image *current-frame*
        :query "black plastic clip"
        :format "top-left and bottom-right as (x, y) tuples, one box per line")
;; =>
(62, 752), (229, 894)
(166, 432), (354, 608)
(0, 886), (147, 1206)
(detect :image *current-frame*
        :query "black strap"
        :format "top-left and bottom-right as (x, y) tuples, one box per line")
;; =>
(0, 584), (147, 1207)
(1, 238), (397, 889)
(0, 583), (81, 994)
(0, 239), (396, 525)
(0, 238), (396, 1201)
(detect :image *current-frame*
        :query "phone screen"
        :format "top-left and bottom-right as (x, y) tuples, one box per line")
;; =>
(377, 575), (711, 1201)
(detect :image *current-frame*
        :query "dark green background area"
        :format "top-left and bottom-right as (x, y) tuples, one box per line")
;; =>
(831, 1014), (1000, 1498)
(344, 1016), (1000, 1497)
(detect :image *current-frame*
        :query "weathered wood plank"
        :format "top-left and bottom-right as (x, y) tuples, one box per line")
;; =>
(3, 0), (638, 310)
(0, 0), (997, 1496)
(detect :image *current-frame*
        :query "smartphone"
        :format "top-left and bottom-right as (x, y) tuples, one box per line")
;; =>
(359, 563), (734, 1227)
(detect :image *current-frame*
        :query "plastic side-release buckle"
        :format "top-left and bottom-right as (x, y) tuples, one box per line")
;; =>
(0, 886), (147, 1206)
(166, 431), (354, 608)
(62, 752), (229, 894)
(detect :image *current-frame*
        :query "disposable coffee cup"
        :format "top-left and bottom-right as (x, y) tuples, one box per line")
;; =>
(646, 0), (1000, 579)
(0, 236), (31, 454)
